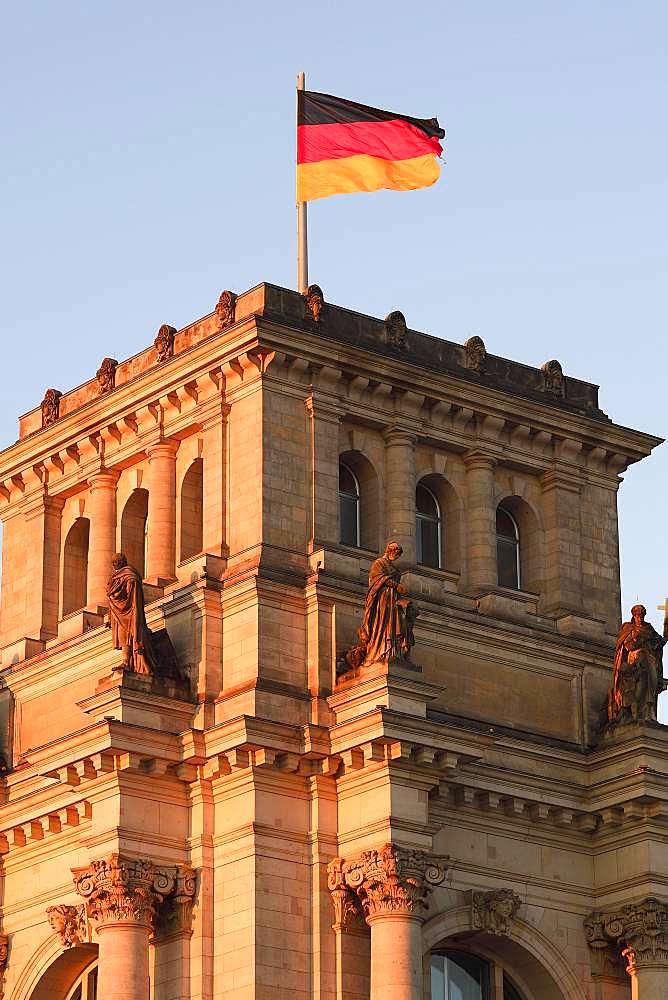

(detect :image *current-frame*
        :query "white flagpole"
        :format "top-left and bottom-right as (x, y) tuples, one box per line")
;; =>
(296, 71), (308, 293)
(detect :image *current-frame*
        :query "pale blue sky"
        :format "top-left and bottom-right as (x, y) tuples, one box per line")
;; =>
(1, 2), (666, 641)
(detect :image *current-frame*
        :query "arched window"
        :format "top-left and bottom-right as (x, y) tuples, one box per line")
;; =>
(120, 488), (149, 578)
(416, 482), (441, 568)
(339, 462), (360, 547)
(431, 951), (526, 1000)
(65, 959), (98, 1000)
(180, 458), (204, 561)
(62, 518), (90, 615)
(496, 506), (521, 590)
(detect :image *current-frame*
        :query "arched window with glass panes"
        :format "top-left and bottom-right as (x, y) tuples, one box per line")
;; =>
(431, 951), (526, 1000)
(338, 462), (361, 547)
(496, 505), (521, 590)
(416, 482), (442, 568)
(65, 960), (98, 1000)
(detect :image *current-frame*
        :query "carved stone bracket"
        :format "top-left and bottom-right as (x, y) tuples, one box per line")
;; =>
(46, 903), (88, 947)
(327, 844), (448, 923)
(471, 889), (522, 935)
(585, 899), (668, 978)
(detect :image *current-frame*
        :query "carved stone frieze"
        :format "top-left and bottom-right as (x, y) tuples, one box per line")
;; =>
(471, 888), (522, 935)
(384, 311), (408, 351)
(541, 359), (565, 398)
(327, 844), (448, 923)
(215, 290), (237, 328)
(464, 335), (487, 374)
(154, 324), (176, 362)
(46, 903), (88, 947)
(585, 899), (668, 977)
(73, 854), (175, 928)
(96, 357), (118, 394)
(40, 388), (62, 428)
(304, 284), (324, 323)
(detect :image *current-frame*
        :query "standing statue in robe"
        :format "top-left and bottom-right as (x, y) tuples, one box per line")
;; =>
(607, 604), (666, 726)
(106, 552), (159, 675)
(341, 541), (418, 673)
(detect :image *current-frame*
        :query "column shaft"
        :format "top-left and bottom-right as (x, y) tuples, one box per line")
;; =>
(464, 452), (497, 593)
(541, 471), (582, 614)
(146, 441), (178, 582)
(384, 429), (417, 564)
(369, 914), (422, 1000)
(307, 396), (342, 550)
(97, 922), (151, 1000)
(87, 472), (118, 609)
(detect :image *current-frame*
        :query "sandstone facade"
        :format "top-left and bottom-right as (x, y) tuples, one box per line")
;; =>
(0, 282), (665, 1000)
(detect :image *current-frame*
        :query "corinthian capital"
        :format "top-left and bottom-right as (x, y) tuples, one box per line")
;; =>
(585, 898), (668, 977)
(328, 844), (448, 923)
(73, 854), (176, 929)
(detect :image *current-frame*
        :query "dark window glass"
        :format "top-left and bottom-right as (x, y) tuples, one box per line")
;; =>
(339, 463), (359, 547)
(416, 483), (441, 568)
(496, 506), (520, 589)
(431, 951), (490, 1000)
(503, 974), (525, 1000)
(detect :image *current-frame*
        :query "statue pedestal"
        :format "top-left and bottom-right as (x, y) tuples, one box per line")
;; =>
(77, 671), (195, 733)
(328, 658), (441, 723)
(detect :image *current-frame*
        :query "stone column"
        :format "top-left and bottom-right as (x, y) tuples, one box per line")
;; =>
(73, 855), (176, 1000)
(383, 428), (417, 564)
(146, 440), (178, 583)
(540, 467), (582, 616)
(329, 845), (448, 1000)
(585, 899), (668, 998)
(463, 450), (497, 593)
(87, 471), (119, 609)
(202, 402), (230, 558)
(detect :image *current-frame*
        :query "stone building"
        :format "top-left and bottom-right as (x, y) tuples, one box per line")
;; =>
(0, 281), (665, 1000)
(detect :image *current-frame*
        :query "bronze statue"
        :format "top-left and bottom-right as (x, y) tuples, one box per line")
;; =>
(342, 541), (417, 673)
(607, 604), (666, 726)
(106, 553), (159, 675)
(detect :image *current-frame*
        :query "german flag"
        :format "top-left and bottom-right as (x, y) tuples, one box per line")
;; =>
(297, 90), (445, 203)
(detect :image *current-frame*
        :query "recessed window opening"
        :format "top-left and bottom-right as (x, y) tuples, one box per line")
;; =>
(416, 482), (441, 569)
(496, 506), (521, 590)
(180, 458), (204, 561)
(339, 462), (360, 547)
(65, 960), (98, 1000)
(62, 517), (90, 616)
(431, 951), (526, 1000)
(120, 488), (149, 579)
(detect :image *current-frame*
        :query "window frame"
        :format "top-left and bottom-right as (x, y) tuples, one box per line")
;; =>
(416, 481), (442, 569)
(496, 505), (521, 590)
(430, 949), (527, 1000)
(338, 461), (361, 548)
(65, 959), (98, 1000)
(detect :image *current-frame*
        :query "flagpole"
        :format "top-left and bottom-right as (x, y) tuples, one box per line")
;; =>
(296, 71), (308, 293)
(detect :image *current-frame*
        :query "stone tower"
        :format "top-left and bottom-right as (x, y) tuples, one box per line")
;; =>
(0, 283), (665, 1000)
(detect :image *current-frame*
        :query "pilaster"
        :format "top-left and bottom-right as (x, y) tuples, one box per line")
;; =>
(383, 426), (417, 564)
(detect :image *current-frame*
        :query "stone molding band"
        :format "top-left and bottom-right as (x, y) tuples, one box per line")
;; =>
(585, 897), (668, 977)
(327, 843), (448, 926)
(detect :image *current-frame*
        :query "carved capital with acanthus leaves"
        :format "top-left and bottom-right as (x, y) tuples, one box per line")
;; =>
(73, 854), (176, 930)
(327, 844), (448, 924)
(585, 898), (668, 978)
(0, 934), (7, 996)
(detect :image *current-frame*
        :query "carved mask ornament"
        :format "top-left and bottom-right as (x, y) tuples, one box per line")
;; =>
(384, 311), (408, 350)
(40, 388), (62, 428)
(96, 357), (118, 394)
(464, 335), (487, 374)
(154, 324), (176, 362)
(305, 284), (324, 323)
(541, 359), (565, 398)
(215, 290), (237, 329)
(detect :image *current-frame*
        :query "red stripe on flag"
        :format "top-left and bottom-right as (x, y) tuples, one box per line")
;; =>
(297, 119), (442, 165)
